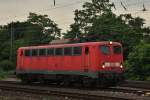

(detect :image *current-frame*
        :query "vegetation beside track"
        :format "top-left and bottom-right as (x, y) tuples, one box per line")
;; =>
(0, 69), (15, 80)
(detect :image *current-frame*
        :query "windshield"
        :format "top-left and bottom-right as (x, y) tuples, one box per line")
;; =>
(113, 46), (122, 54)
(100, 45), (110, 55)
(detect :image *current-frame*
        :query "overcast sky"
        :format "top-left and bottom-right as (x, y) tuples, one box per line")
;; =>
(0, 0), (150, 32)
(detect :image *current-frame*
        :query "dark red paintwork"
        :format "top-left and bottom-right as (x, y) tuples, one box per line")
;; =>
(17, 42), (123, 76)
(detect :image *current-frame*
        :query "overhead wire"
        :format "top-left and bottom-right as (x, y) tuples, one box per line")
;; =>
(0, 0), (84, 21)
(112, 0), (150, 24)
(0, 0), (149, 19)
(0, 0), (150, 32)
(113, 0), (150, 12)
(0, 0), (87, 32)
(0, 0), (148, 20)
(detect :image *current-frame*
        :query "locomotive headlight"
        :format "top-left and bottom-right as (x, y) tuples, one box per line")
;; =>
(120, 65), (123, 68)
(110, 41), (112, 44)
(102, 65), (105, 68)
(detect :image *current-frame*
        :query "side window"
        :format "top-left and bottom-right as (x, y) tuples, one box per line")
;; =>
(32, 49), (38, 56)
(55, 48), (63, 56)
(100, 45), (110, 55)
(85, 47), (89, 55)
(24, 50), (31, 56)
(73, 46), (82, 55)
(113, 46), (122, 54)
(47, 48), (54, 56)
(39, 49), (46, 56)
(64, 47), (72, 56)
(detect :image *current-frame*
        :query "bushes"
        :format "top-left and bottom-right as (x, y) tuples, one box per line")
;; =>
(0, 69), (8, 79)
(125, 42), (150, 81)
(0, 60), (14, 71)
(0, 60), (15, 79)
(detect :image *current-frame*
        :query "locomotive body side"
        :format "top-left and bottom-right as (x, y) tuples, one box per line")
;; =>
(16, 42), (124, 86)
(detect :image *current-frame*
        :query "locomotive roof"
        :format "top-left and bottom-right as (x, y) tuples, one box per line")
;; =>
(19, 41), (121, 49)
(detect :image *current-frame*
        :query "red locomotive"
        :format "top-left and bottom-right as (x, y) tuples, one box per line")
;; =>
(16, 41), (124, 87)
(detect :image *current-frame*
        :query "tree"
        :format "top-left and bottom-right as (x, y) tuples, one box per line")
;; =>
(64, 0), (115, 39)
(125, 42), (150, 81)
(28, 13), (61, 43)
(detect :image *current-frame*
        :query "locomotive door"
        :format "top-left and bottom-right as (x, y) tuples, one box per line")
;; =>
(83, 47), (90, 72)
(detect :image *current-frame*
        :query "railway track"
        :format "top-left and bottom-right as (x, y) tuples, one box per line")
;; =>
(108, 86), (150, 96)
(0, 81), (149, 100)
(120, 80), (150, 89)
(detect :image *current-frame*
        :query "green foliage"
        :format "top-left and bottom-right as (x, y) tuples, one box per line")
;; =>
(125, 43), (150, 81)
(28, 12), (61, 41)
(64, 0), (114, 39)
(0, 69), (8, 79)
(0, 60), (14, 71)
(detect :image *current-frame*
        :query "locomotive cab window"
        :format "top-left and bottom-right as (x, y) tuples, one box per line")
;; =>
(55, 48), (63, 56)
(100, 45), (110, 55)
(24, 50), (31, 56)
(47, 48), (54, 56)
(64, 47), (72, 56)
(39, 49), (46, 56)
(73, 46), (82, 55)
(113, 46), (122, 54)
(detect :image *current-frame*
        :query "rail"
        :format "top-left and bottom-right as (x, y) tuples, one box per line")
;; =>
(0, 81), (149, 100)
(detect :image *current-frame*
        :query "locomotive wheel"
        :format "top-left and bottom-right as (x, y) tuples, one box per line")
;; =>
(38, 78), (45, 84)
(95, 79), (108, 88)
(21, 77), (33, 84)
(61, 79), (72, 87)
(82, 78), (93, 88)
(58, 76), (68, 86)
(20, 75), (34, 84)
